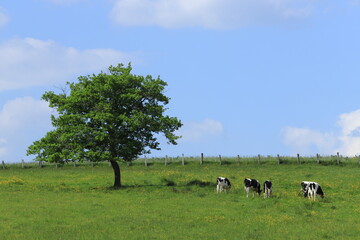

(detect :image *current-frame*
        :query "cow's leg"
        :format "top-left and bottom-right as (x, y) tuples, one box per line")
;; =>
(308, 189), (313, 200)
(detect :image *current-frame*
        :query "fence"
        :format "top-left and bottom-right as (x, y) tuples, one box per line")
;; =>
(139, 152), (357, 166)
(2, 152), (360, 169)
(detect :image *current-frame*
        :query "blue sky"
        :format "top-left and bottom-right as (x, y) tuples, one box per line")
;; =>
(0, 0), (360, 163)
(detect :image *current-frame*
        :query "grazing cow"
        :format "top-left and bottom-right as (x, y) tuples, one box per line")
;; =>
(216, 177), (231, 193)
(244, 178), (261, 197)
(301, 181), (324, 200)
(263, 180), (272, 198)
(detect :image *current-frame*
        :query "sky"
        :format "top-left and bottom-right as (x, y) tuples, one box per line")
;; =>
(0, 0), (360, 163)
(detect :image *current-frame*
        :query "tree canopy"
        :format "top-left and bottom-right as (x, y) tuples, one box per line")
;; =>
(27, 63), (182, 188)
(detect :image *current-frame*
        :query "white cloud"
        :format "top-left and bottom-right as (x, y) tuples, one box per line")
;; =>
(282, 127), (337, 154)
(111, 0), (317, 29)
(338, 109), (360, 136)
(0, 38), (135, 91)
(0, 97), (51, 131)
(0, 8), (9, 27)
(337, 110), (360, 155)
(178, 119), (224, 142)
(0, 97), (53, 162)
(282, 109), (360, 156)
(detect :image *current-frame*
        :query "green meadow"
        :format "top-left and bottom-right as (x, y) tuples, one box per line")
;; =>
(1, 158), (360, 239)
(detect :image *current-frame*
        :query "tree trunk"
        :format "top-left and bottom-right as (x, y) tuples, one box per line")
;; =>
(110, 160), (121, 188)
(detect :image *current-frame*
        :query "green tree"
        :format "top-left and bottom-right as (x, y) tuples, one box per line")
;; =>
(27, 63), (182, 188)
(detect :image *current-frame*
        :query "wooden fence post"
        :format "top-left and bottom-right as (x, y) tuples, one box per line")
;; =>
(2, 160), (5, 169)
(200, 153), (204, 165)
(182, 153), (185, 166)
(22, 159), (25, 169)
(165, 155), (168, 166)
(74, 160), (76, 168)
(237, 155), (240, 165)
(337, 152), (340, 165)
(91, 160), (94, 168)
(258, 154), (261, 164)
(144, 156), (148, 167)
(277, 154), (280, 165)
(297, 154), (300, 165)
(219, 155), (222, 165)
(316, 154), (320, 164)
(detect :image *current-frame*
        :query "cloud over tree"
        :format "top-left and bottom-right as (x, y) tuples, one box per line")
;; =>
(0, 38), (134, 91)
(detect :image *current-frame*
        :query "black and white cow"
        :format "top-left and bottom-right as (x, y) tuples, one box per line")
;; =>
(216, 177), (231, 193)
(301, 181), (324, 200)
(263, 180), (272, 198)
(244, 178), (261, 197)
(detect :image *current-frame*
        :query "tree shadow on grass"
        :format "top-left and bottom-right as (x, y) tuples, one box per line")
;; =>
(161, 178), (176, 186)
(101, 178), (214, 191)
(186, 179), (213, 187)
(100, 179), (175, 190)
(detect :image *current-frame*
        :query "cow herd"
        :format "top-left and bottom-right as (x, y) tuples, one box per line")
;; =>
(216, 177), (325, 200)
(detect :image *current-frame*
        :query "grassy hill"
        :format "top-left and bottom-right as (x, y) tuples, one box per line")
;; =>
(0, 159), (359, 239)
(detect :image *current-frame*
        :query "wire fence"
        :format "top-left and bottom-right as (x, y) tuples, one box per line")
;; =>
(2, 152), (360, 169)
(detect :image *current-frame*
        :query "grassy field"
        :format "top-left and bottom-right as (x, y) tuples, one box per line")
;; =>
(1, 159), (360, 239)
